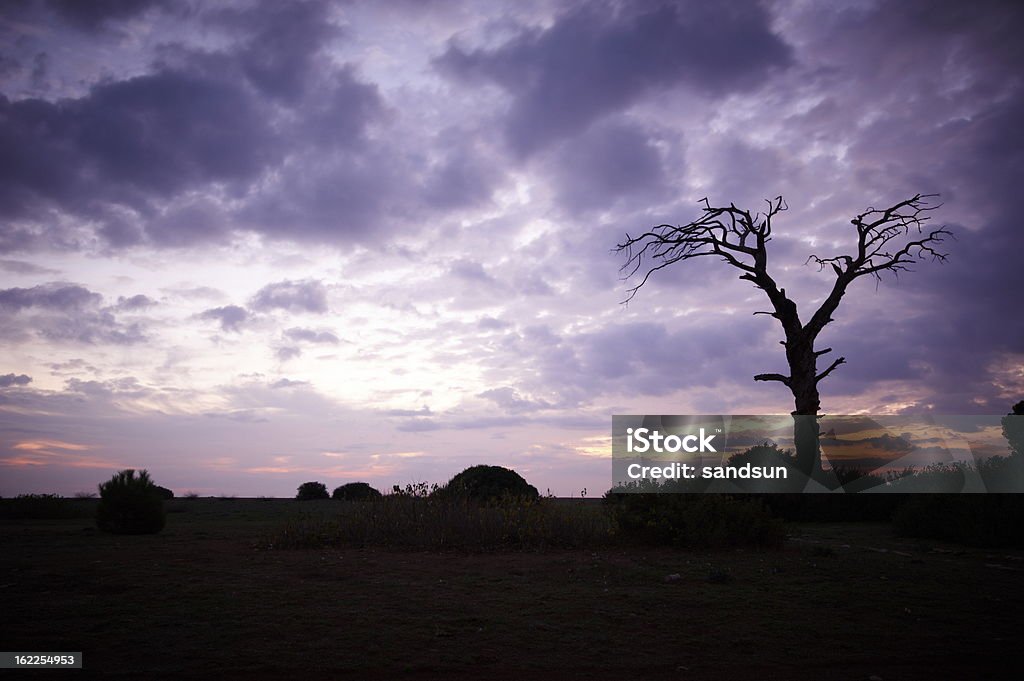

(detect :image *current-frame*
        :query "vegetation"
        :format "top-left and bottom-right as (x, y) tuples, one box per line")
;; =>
(95, 469), (166, 534)
(271, 494), (612, 551)
(0, 493), (94, 520)
(437, 465), (540, 503)
(295, 481), (329, 500)
(332, 482), (382, 501)
(893, 494), (1024, 548)
(154, 485), (175, 500)
(4, 500), (1020, 679)
(603, 493), (785, 549)
(1002, 400), (1024, 458)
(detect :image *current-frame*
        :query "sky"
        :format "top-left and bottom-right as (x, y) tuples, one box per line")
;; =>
(1, 0), (1022, 497)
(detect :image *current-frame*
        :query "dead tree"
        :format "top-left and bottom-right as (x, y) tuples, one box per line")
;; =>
(617, 193), (950, 477)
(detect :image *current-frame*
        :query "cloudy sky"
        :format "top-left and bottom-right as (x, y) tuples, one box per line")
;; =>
(1, 0), (1021, 496)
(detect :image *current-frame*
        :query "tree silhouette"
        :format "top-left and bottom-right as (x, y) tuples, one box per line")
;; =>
(617, 193), (950, 478)
(1003, 400), (1024, 458)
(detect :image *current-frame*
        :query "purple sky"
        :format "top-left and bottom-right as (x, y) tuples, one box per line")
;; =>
(1, 0), (1022, 497)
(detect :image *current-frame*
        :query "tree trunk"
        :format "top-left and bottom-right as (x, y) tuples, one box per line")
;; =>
(787, 334), (822, 479)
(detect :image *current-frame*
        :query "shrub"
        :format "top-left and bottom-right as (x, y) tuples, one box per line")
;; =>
(96, 469), (166, 534)
(437, 465), (539, 503)
(604, 493), (785, 548)
(727, 441), (796, 468)
(296, 481), (329, 500)
(332, 482), (382, 501)
(154, 485), (175, 500)
(391, 481), (438, 498)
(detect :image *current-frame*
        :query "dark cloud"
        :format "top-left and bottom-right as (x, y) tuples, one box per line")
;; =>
(550, 121), (670, 213)
(421, 128), (502, 209)
(251, 280), (328, 314)
(0, 373), (32, 388)
(0, 283), (144, 345)
(0, 282), (146, 344)
(0, 283), (101, 311)
(43, 0), (180, 32)
(0, 0), (392, 252)
(206, 0), (343, 103)
(0, 69), (275, 247)
(199, 305), (248, 333)
(436, 1), (792, 155)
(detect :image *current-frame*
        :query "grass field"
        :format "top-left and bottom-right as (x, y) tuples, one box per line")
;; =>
(2, 497), (1022, 679)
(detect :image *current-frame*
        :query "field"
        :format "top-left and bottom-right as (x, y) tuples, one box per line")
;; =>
(2, 498), (1022, 679)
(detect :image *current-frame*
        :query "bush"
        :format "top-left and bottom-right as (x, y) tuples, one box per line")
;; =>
(332, 482), (382, 501)
(96, 469), (166, 534)
(154, 485), (175, 500)
(437, 465), (539, 503)
(296, 481), (329, 500)
(604, 493), (785, 548)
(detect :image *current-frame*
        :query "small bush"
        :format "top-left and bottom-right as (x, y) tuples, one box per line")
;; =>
(96, 469), (166, 535)
(296, 481), (329, 500)
(332, 482), (382, 501)
(437, 465), (539, 503)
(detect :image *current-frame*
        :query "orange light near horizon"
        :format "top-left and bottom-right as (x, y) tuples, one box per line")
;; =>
(13, 439), (91, 452)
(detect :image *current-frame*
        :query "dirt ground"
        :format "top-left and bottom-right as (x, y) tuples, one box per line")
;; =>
(2, 499), (1021, 680)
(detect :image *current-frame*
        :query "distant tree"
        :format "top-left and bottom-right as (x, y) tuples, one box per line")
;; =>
(96, 469), (166, 534)
(618, 194), (950, 478)
(296, 481), (329, 500)
(1002, 400), (1024, 458)
(439, 465), (539, 503)
(726, 441), (796, 468)
(332, 482), (382, 501)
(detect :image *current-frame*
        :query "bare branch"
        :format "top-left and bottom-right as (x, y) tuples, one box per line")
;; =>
(815, 356), (847, 383)
(754, 373), (791, 386)
(615, 197), (788, 303)
(804, 194), (950, 338)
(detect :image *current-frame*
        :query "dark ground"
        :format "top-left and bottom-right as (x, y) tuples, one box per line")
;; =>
(1, 498), (1022, 680)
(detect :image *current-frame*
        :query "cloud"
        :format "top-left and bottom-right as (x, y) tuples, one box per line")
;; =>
(548, 120), (671, 214)
(0, 373), (32, 388)
(436, 1), (792, 155)
(0, 259), (59, 275)
(41, 0), (181, 33)
(283, 327), (339, 344)
(0, 283), (101, 311)
(115, 294), (156, 310)
(251, 279), (329, 314)
(199, 305), (248, 333)
(0, 282), (146, 344)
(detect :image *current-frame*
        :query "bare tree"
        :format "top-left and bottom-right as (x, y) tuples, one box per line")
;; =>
(617, 193), (951, 477)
